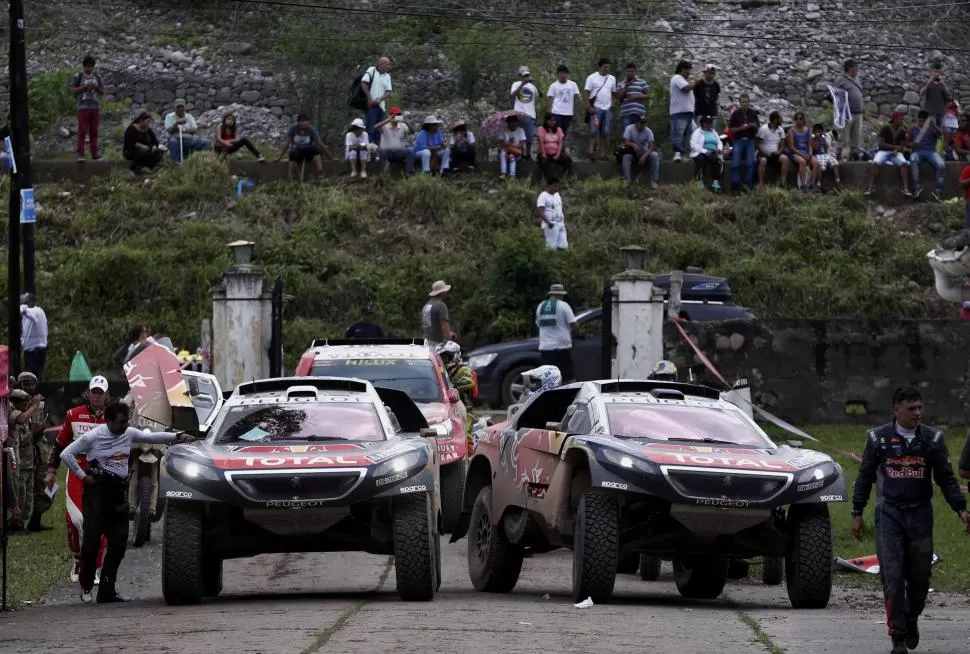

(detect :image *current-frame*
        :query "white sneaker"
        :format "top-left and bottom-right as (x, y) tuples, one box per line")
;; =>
(360, 171), (368, 178)
(350, 171), (359, 177)
(94, 568), (102, 585)
(70, 559), (80, 583)
(81, 591), (93, 604)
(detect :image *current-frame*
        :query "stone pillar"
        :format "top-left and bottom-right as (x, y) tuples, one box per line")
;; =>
(210, 241), (273, 390)
(611, 246), (666, 379)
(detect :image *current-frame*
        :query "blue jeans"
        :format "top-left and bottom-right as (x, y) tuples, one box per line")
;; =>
(167, 135), (211, 163)
(621, 150), (660, 183)
(731, 138), (757, 188)
(909, 150), (945, 191)
(381, 147), (414, 173)
(366, 105), (386, 147)
(621, 114), (643, 130)
(670, 112), (695, 155)
(587, 109), (612, 136)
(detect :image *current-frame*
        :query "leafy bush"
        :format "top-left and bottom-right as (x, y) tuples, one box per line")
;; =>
(28, 69), (75, 133)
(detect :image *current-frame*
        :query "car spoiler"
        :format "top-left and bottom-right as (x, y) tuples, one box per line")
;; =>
(309, 338), (430, 348)
(596, 380), (722, 400)
(373, 386), (429, 433)
(234, 377), (371, 396)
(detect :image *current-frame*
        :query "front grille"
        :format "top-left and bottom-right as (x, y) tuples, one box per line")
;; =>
(230, 471), (362, 502)
(665, 469), (788, 502)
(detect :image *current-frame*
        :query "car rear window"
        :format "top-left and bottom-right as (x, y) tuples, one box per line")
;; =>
(311, 359), (443, 404)
(213, 402), (385, 443)
(605, 402), (770, 447)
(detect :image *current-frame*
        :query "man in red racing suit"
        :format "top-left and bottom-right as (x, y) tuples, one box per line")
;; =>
(45, 376), (109, 583)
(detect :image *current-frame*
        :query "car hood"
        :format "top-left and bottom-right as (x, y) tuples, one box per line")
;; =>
(188, 440), (421, 470)
(593, 438), (834, 472)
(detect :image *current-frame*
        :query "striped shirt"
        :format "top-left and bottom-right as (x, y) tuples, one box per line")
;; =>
(617, 78), (650, 120)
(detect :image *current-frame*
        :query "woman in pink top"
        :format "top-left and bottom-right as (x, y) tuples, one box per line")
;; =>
(536, 112), (572, 180)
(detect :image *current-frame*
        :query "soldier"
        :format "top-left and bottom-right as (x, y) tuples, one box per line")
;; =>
(8, 389), (43, 533)
(852, 387), (970, 654)
(17, 371), (52, 531)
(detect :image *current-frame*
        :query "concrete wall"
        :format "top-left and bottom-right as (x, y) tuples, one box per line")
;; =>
(665, 319), (970, 426)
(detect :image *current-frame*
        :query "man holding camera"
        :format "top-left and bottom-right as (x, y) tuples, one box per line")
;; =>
(60, 401), (191, 604)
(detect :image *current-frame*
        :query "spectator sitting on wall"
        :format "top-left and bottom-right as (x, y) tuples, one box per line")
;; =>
(620, 115), (660, 188)
(345, 117), (371, 178)
(213, 112), (264, 161)
(510, 65), (541, 160)
(450, 119), (476, 171)
(164, 99), (211, 163)
(122, 112), (162, 174)
(811, 124), (843, 191)
(0, 112), (36, 174)
(865, 111), (911, 198)
(907, 110), (945, 202)
(414, 115), (451, 176)
(536, 112), (572, 180)
(499, 114), (527, 179)
(785, 111), (819, 191)
(276, 113), (328, 180)
(943, 100), (960, 160)
(377, 107), (415, 174)
(756, 111), (790, 186)
(690, 115), (724, 192)
(71, 55), (104, 162)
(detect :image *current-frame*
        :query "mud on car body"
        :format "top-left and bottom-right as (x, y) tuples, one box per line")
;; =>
(295, 338), (468, 532)
(160, 377), (443, 604)
(452, 379), (845, 608)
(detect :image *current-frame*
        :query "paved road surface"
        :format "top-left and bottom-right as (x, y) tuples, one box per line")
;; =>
(2, 534), (968, 654)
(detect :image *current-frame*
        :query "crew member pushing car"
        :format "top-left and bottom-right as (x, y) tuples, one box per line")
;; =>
(851, 387), (970, 654)
(60, 401), (189, 603)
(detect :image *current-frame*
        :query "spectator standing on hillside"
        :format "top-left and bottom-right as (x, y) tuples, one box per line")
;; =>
(122, 112), (161, 174)
(547, 65), (581, 135)
(620, 116), (660, 188)
(536, 284), (578, 383)
(690, 115), (724, 192)
(615, 63), (650, 130)
(213, 112), (264, 161)
(499, 114), (527, 179)
(865, 111), (911, 197)
(164, 99), (211, 163)
(7, 389), (40, 533)
(510, 66), (541, 159)
(583, 59), (617, 161)
(449, 120), (476, 170)
(345, 117), (371, 178)
(20, 292), (48, 380)
(757, 111), (790, 186)
(920, 61), (952, 130)
(376, 107), (414, 174)
(360, 57), (393, 147)
(414, 115), (450, 175)
(535, 178), (568, 251)
(422, 281), (454, 345)
(536, 113), (572, 180)
(908, 110), (945, 201)
(18, 371), (52, 531)
(71, 55), (104, 162)
(727, 93), (759, 193)
(834, 60), (864, 160)
(276, 114), (327, 180)
(693, 64), (721, 125)
(345, 306), (384, 339)
(669, 61), (700, 162)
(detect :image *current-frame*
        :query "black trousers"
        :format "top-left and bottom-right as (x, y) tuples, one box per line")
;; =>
(216, 137), (261, 158)
(80, 480), (129, 594)
(875, 502), (934, 638)
(539, 154), (573, 180)
(23, 348), (46, 381)
(540, 348), (574, 382)
(693, 152), (723, 185)
(124, 149), (163, 172)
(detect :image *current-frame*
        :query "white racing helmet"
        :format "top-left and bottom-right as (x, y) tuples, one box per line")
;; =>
(522, 365), (563, 395)
(436, 341), (462, 370)
(649, 360), (679, 381)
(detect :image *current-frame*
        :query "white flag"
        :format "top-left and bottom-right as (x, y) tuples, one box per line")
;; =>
(826, 84), (851, 129)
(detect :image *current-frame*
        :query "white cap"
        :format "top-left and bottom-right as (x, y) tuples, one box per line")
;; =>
(518, 65), (531, 76)
(704, 63), (717, 71)
(89, 375), (109, 392)
(350, 117), (366, 129)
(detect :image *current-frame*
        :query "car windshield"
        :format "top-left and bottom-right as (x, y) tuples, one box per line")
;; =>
(310, 359), (443, 403)
(213, 402), (385, 443)
(605, 402), (771, 447)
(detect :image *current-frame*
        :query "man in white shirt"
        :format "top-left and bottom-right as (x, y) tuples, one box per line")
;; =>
(535, 178), (568, 250)
(361, 56), (393, 147)
(535, 284), (579, 382)
(510, 65), (541, 159)
(376, 107), (414, 174)
(548, 64), (581, 135)
(668, 61), (699, 162)
(584, 58), (617, 161)
(20, 292), (48, 380)
(756, 111), (791, 186)
(164, 99), (211, 163)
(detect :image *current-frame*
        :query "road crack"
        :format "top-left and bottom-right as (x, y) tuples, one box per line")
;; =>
(300, 556), (394, 654)
(735, 609), (785, 654)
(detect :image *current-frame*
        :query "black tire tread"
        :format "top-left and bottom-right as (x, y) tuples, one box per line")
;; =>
(786, 504), (833, 609)
(440, 460), (466, 533)
(467, 486), (523, 593)
(572, 490), (619, 604)
(162, 502), (205, 605)
(393, 492), (437, 601)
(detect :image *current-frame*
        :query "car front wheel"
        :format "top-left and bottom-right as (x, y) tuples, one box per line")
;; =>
(786, 504), (833, 608)
(393, 492), (438, 601)
(162, 502), (205, 605)
(571, 490), (619, 604)
(467, 486), (523, 592)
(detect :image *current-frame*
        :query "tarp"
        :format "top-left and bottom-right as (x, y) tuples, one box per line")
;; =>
(835, 553), (940, 574)
(123, 341), (198, 432)
(68, 351), (93, 382)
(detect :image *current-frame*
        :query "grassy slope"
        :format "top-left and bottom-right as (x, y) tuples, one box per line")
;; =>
(0, 155), (963, 379)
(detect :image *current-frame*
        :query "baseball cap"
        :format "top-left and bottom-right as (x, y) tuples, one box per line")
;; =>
(89, 375), (109, 392)
(518, 65), (531, 76)
(174, 98), (186, 107)
(704, 63), (717, 71)
(389, 106), (402, 115)
(10, 389), (30, 401)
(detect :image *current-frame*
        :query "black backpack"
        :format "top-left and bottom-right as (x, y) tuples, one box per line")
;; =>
(348, 67), (376, 111)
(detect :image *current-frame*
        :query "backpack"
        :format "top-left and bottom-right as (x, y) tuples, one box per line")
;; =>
(348, 67), (376, 111)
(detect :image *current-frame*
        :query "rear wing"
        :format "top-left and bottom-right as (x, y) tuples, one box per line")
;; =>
(309, 338), (430, 348)
(595, 380), (722, 400)
(234, 376), (371, 397)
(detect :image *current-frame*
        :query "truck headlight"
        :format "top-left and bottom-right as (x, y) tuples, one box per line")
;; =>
(600, 448), (657, 475)
(374, 450), (424, 478)
(170, 456), (220, 481)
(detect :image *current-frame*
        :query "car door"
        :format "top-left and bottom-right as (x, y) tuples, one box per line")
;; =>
(183, 371), (224, 435)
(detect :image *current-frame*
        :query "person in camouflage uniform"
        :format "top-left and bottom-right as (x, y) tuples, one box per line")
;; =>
(18, 371), (52, 530)
(8, 389), (43, 533)
(436, 341), (478, 451)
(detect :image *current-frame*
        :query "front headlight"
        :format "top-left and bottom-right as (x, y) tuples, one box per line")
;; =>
(373, 449), (425, 478)
(169, 456), (220, 482)
(797, 462), (836, 484)
(467, 353), (497, 370)
(600, 447), (657, 475)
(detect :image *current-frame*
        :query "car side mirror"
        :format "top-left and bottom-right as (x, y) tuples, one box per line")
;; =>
(447, 389), (460, 404)
(545, 421), (562, 431)
(419, 428), (439, 438)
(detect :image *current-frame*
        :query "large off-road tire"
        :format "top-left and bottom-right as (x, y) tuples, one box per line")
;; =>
(673, 557), (729, 600)
(786, 504), (833, 609)
(132, 473), (152, 547)
(440, 460), (466, 533)
(639, 555), (661, 581)
(202, 557), (223, 597)
(467, 486), (523, 592)
(571, 490), (619, 604)
(162, 502), (205, 605)
(763, 556), (784, 586)
(393, 492), (438, 601)
(617, 552), (639, 575)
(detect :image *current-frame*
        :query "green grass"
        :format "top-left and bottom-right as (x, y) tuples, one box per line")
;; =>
(773, 425), (970, 594)
(3, 469), (73, 609)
